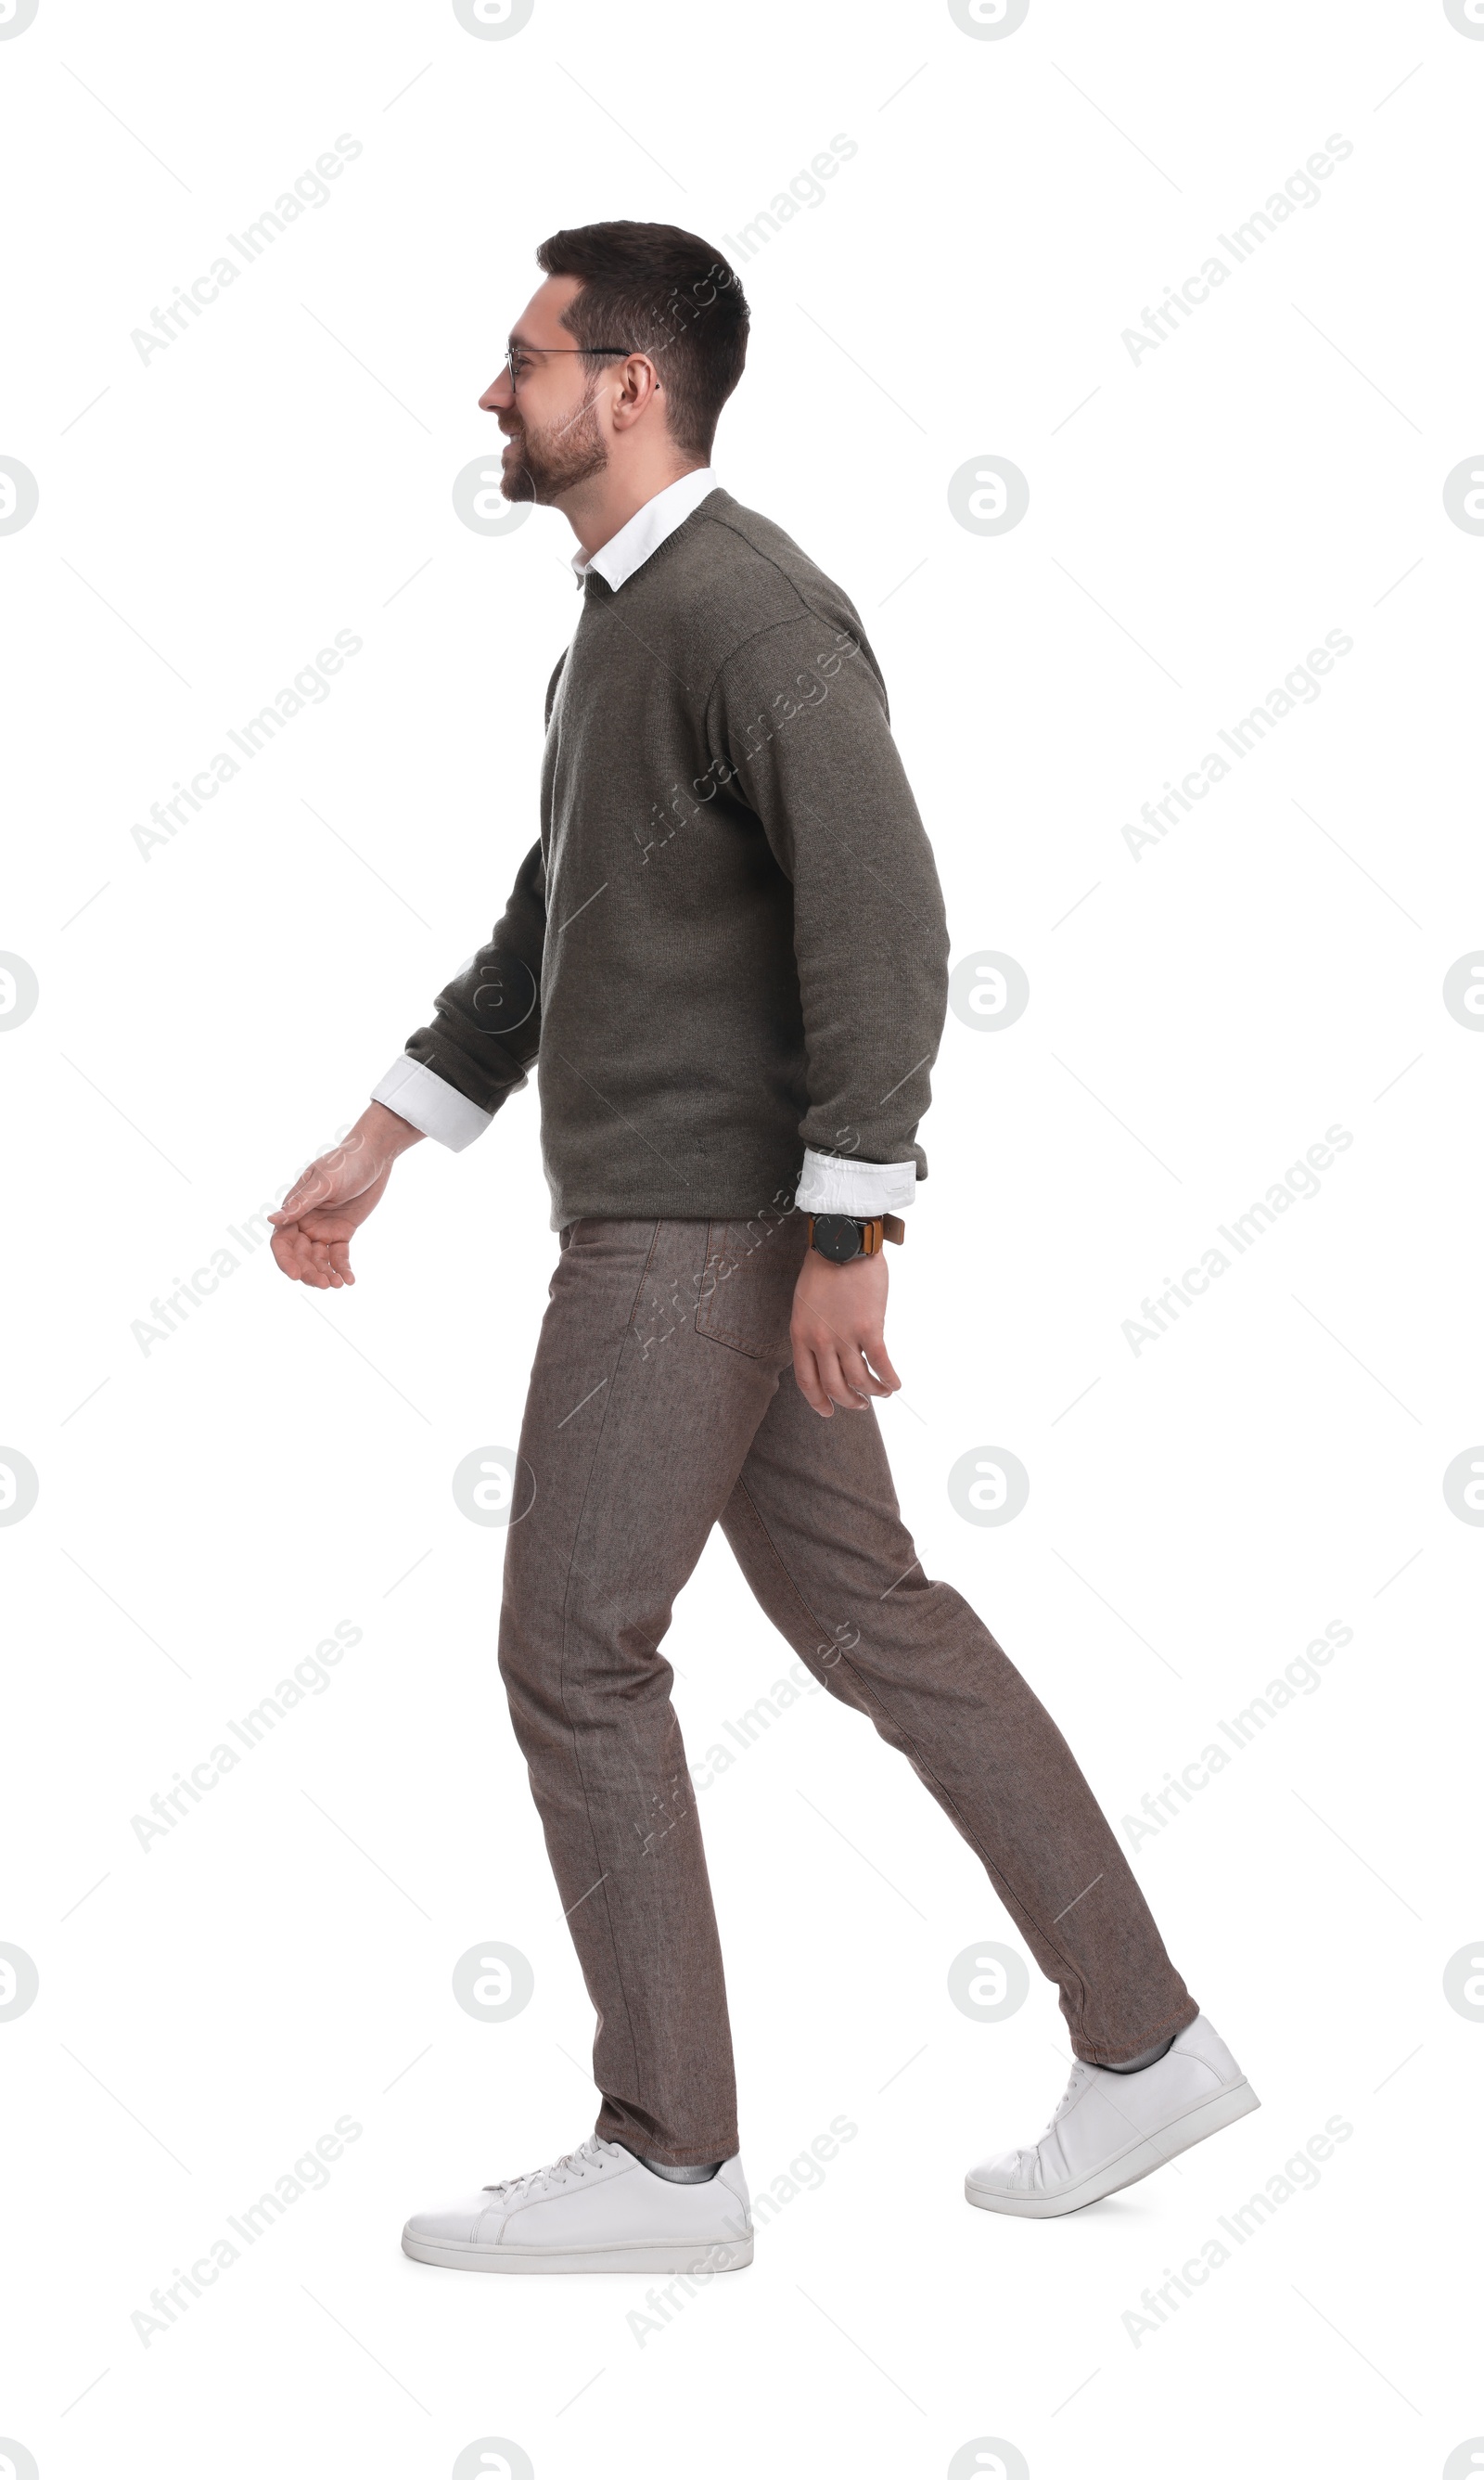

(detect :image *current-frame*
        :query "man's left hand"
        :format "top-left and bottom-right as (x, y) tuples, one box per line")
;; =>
(790, 1245), (902, 1417)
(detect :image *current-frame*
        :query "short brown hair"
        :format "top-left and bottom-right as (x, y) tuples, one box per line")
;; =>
(534, 221), (749, 461)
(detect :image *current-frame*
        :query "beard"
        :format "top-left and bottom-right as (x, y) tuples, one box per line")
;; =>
(500, 382), (608, 505)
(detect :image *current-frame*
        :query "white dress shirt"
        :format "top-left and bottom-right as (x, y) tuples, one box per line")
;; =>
(372, 466), (916, 1219)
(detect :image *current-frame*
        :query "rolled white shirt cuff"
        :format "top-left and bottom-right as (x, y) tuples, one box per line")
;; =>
(371, 1056), (497, 1152)
(795, 1148), (917, 1215)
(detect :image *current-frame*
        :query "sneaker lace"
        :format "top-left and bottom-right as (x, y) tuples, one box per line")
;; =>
(482, 2135), (615, 2204)
(1023, 2060), (1094, 2156)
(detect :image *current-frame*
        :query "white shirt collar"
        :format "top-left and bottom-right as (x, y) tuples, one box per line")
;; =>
(569, 466), (717, 591)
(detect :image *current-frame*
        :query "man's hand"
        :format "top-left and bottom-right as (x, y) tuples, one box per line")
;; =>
(268, 1102), (422, 1290)
(790, 1244), (902, 1417)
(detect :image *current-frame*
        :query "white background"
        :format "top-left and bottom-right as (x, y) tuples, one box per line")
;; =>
(2, 0), (1481, 2474)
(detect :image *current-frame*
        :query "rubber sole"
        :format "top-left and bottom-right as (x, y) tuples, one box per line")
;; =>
(401, 2228), (753, 2275)
(965, 2077), (1261, 2219)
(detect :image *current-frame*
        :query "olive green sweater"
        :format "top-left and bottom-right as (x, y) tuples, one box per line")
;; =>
(390, 486), (950, 1230)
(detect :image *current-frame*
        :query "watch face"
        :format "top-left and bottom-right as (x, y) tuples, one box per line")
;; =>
(812, 1214), (861, 1264)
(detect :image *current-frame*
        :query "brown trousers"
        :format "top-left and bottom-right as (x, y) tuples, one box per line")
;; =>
(497, 1212), (1196, 2166)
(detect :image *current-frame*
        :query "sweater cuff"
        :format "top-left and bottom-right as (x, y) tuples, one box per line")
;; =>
(795, 1149), (917, 1215)
(372, 1057), (494, 1152)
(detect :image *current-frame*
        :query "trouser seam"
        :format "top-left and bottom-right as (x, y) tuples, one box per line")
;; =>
(728, 1468), (1098, 2043)
(551, 1218), (668, 2118)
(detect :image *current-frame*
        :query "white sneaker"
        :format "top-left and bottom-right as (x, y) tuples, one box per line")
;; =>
(402, 2135), (754, 2274)
(966, 2015), (1260, 2219)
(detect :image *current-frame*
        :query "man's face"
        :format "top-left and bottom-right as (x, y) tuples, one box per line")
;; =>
(480, 275), (610, 505)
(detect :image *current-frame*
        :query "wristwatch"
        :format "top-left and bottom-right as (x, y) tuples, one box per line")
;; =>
(806, 1213), (906, 1264)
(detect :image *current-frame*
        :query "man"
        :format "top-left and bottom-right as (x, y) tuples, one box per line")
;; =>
(271, 221), (1256, 2276)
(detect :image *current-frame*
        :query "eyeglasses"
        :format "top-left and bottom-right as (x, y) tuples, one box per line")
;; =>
(502, 342), (634, 390)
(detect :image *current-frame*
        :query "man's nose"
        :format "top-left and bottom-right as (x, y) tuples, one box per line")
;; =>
(480, 369), (513, 412)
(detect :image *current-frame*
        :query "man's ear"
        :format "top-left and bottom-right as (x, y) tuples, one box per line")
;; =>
(617, 358), (663, 425)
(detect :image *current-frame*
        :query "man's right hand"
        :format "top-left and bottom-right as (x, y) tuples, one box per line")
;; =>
(268, 1101), (423, 1289)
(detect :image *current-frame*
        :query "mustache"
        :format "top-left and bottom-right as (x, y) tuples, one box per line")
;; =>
(493, 389), (601, 453)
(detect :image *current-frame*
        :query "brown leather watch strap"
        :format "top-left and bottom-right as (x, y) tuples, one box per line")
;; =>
(806, 1214), (906, 1254)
